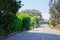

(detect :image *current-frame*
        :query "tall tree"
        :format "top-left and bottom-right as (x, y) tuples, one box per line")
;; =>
(21, 9), (42, 19)
(49, 0), (60, 26)
(0, 0), (22, 34)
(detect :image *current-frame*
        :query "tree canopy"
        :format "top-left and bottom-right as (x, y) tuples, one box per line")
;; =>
(49, 0), (60, 26)
(20, 9), (44, 27)
(0, 0), (21, 14)
(0, 0), (22, 35)
(20, 9), (42, 20)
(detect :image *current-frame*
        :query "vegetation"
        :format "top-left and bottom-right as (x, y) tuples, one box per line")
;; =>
(30, 16), (39, 28)
(0, 0), (21, 13)
(0, 0), (43, 36)
(0, 0), (21, 36)
(49, 0), (60, 28)
(48, 20), (55, 28)
(16, 13), (31, 31)
(9, 16), (22, 33)
(20, 9), (43, 26)
(21, 9), (42, 17)
(16, 12), (42, 30)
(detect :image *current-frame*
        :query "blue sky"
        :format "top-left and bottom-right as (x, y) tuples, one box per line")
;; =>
(19, 0), (50, 20)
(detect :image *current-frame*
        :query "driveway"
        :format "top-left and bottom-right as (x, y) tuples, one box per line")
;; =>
(5, 24), (60, 40)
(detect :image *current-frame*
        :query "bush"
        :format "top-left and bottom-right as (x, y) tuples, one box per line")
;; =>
(0, 13), (16, 35)
(48, 20), (55, 28)
(16, 13), (31, 31)
(30, 16), (38, 28)
(0, 28), (7, 36)
(0, 13), (22, 35)
(9, 16), (22, 33)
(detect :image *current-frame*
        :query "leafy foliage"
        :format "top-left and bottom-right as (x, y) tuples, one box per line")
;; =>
(0, 0), (21, 13)
(16, 13), (31, 31)
(0, 0), (21, 35)
(21, 9), (42, 19)
(0, 13), (22, 35)
(49, 0), (60, 27)
(48, 20), (55, 28)
(30, 16), (39, 28)
(0, 13), (16, 35)
(20, 9), (43, 26)
(9, 16), (22, 33)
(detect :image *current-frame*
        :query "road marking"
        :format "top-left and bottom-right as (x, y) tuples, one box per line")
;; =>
(41, 33), (44, 40)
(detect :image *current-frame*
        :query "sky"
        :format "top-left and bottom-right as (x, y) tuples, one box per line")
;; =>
(19, 0), (50, 20)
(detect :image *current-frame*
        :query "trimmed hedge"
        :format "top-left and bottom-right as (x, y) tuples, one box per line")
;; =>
(16, 13), (31, 31)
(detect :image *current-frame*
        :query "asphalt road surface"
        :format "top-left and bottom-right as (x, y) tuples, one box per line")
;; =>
(5, 24), (60, 40)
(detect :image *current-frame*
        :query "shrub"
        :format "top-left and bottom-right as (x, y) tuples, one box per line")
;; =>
(16, 13), (31, 31)
(9, 16), (22, 33)
(0, 13), (16, 35)
(0, 13), (22, 35)
(30, 16), (38, 28)
(0, 27), (7, 36)
(48, 20), (55, 28)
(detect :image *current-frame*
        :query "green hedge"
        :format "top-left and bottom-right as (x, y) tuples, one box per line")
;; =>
(9, 16), (22, 33)
(0, 13), (22, 36)
(0, 13), (16, 35)
(0, 12), (40, 36)
(16, 13), (31, 31)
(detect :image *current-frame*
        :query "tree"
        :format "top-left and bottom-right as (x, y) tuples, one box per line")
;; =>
(0, 0), (22, 35)
(0, 0), (21, 14)
(49, 0), (60, 26)
(49, 0), (56, 6)
(21, 9), (42, 20)
(20, 9), (43, 27)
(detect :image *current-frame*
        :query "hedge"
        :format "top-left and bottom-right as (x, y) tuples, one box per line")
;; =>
(16, 13), (31, 31)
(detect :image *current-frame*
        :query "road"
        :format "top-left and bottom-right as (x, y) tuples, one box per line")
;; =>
(5, 24), (60, 40)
